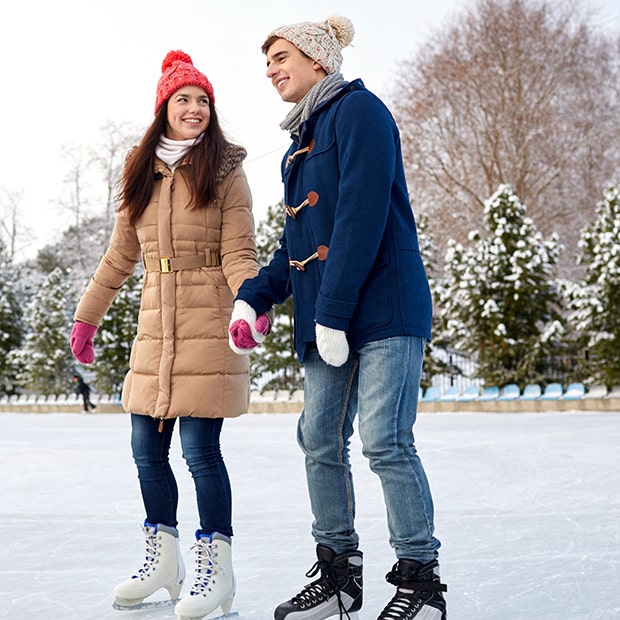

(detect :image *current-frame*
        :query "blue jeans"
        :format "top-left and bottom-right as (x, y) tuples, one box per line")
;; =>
(299, 336), (441, 562)
(130, 414), (232, 537)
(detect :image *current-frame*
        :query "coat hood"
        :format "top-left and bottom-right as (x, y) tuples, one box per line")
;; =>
(217, 144), (247, 183)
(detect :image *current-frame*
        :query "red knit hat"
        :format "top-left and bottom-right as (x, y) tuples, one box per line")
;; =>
(154, 50), (215, 115)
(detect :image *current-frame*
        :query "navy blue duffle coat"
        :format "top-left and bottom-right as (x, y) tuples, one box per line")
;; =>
(237, 79), (432, 362)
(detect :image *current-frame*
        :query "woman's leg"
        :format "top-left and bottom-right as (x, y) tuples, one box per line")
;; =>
(130, 414), (179, 527)
(179, 416), (232, 537)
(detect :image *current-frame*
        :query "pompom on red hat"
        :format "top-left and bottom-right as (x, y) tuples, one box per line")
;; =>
(154, 50), (215, 115)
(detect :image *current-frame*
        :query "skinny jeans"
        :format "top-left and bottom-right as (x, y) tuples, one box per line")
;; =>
(130, 414), (232, 537)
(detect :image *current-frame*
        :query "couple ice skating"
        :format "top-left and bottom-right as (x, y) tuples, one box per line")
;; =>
(71, 14), (446, 620)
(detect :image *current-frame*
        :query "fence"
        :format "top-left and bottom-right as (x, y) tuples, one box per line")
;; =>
(426, 348), (593, 391)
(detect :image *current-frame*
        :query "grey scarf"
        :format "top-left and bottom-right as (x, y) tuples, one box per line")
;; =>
(280, 72), (347, 136)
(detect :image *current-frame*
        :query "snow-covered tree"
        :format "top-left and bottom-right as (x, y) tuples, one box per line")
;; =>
(93, 271), (142, 395)
(565, 186), (620, 386)
(0, 241), (25, 394)
(36, 213), (111, 293)
(15, 267), (75, 394)
(249, 201), (303, 392)
(416, 214), (455, 387)
(392, 0), (620, 278)
(438, 184), (563, 386)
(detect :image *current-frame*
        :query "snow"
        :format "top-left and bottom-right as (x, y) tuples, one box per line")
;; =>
(1, 410), (619, 619)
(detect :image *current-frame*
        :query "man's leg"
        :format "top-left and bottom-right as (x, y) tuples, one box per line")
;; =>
(274, 346), (363, 620)
(298, 345), (360, 553)
(357, 336), (446, 619)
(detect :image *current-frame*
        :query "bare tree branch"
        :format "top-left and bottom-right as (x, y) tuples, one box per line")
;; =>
(391, 0), (620, 276)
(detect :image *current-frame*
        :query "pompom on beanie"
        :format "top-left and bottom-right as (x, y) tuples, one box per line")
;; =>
(262, 15), (354, 74)
(154, 50), (215, 115)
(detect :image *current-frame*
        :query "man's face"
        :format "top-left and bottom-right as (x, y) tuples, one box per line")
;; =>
(265, 39), (327, 104)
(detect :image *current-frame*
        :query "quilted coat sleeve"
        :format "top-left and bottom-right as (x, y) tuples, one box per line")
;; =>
(219, 166), (260, 297)
(74, 207), (141, 326)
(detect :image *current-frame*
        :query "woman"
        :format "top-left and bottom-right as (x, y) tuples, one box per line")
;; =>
(70, 50), (270, 620)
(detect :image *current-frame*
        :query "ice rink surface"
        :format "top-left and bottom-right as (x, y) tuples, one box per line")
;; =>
(1, 410), (619, 619)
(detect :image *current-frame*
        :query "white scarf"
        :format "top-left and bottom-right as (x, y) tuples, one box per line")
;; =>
(155, 135), (199, 171)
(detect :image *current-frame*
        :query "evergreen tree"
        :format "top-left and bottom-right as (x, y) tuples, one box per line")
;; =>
(36, 213), (110, 290)
(0, 242), (25, 394)
(438, 184), (563, 387)
(94, 271), (143, 394)
(566, 186), (620, 386)
(416, 214), (454, 388)
(250, 201), (303, 392)
(15, 267), (76, 395)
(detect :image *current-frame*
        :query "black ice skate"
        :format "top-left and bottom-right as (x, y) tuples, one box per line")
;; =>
(274, 545), (363, 620)
(377, 559), (447, 620)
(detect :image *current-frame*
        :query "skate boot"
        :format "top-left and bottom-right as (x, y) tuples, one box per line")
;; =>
(377, 559), (447, 620)
(174, 531), (235, 620)
(274, 544), (363, 620)
(113, 522), (185, 607)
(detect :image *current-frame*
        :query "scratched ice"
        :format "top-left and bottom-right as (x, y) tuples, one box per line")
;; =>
(1, 409), (619, 619)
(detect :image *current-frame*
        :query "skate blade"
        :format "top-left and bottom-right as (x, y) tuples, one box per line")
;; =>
(112, 597), (180, 610)
(177, 613), (239, 620)
(112, 598), (240, 619)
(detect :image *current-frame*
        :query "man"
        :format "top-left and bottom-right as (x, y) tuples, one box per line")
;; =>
(228, 15), (447, 620)
(73, 373), (96, 413)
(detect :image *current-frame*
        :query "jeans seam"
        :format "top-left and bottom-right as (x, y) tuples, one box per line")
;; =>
(157, 424), (176, 527)
(340, 357), (359, 530)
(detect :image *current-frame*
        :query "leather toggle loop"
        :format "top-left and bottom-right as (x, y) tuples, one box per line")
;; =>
(289, 245), (329, 271)
(285, 191), (319, 219)
(286, 139), (315, 168)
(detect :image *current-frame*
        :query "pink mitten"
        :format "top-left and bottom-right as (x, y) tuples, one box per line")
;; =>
(255, 314), (271, 336)
(70, 321), (98, 364)
(229, 314), (271, 351)
(228, 301), (271, 354)
(229, 320), (259, 349)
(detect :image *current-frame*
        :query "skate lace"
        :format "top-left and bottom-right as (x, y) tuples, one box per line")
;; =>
(131, 526), (159, 579)
(290, 561), (354, 619)
(378, 590), (425, 620)
(188, 537), (224, 596)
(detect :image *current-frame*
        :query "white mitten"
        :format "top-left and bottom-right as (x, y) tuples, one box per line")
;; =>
(315, 323), (349, 367)
(230, 300), (267, 343)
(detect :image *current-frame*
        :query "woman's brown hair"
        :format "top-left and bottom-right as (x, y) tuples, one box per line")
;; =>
(117, 98), (230, 227)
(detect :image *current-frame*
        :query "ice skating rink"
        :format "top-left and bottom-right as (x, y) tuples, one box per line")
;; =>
(1, 410), (619, 619)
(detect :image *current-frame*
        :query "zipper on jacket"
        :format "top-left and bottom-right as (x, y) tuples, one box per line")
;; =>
(158, 418), (165, 433)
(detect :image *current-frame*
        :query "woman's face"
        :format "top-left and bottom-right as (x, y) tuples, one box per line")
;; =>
(165, 85), (211, 140)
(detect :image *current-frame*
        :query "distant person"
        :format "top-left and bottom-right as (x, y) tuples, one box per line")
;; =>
(229, 16), (447, 620)
(69, 50), (270, 620)
(72, 373), (96, 412)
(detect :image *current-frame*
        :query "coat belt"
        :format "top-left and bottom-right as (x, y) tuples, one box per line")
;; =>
(142, 251), (221, 273)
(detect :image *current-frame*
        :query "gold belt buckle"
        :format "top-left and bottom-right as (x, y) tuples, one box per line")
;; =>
(160, 258), (173, 273)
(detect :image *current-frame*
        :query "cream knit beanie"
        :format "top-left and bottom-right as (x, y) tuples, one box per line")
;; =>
(262, 15), (354, 74)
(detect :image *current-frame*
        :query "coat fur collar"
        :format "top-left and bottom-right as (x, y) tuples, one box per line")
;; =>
(217, 144), (247, 182)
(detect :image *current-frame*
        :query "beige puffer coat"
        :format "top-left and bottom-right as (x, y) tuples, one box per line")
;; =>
(74, 145), (260, 420)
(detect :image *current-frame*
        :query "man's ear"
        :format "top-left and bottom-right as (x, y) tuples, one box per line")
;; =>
(312, 61), (328, 77)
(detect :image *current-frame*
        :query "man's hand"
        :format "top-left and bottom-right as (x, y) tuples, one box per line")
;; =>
(316, 323), (349, 367)
(229, 300), (270, 354)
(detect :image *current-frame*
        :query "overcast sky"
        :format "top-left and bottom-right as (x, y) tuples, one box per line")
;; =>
(3, 0), (620, 259)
